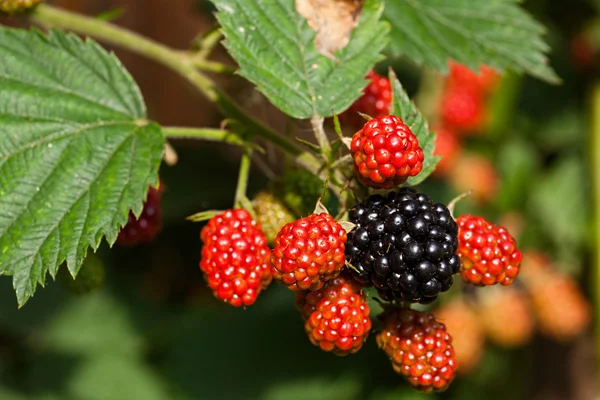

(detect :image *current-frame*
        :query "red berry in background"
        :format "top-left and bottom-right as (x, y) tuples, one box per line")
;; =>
(432, 125), (460, 177)
(377, 308), (457, 392)
(448, 153), (498, 204)
(439, 84), (485, 134)
(520, 254), (591, 342)
(434, 299), (484, 375)
(448, 61), (500, 93)
(272, 213), (347, 291)
(456, 214), (522, 286)
(200, 209), (272, 307)
(351, 115), (424, 189)
(570, 32), (597, 71)
(116, 179), (164, 246)
(342, 70), (392, 129)
(296, 273), (371, 356)
(476, 286), (534, 348)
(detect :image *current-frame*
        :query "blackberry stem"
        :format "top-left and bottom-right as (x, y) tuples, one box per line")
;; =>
(30, 4), (322, 175)
(234, 147), (253, 210)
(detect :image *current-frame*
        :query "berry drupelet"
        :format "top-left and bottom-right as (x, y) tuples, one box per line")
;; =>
(345, 188), (460, 304)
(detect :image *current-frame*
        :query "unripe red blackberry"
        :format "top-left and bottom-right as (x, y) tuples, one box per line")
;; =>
(296, 273), (371, 356)
(476, 286), (534, 348)
(351, 115), (424, 189)
(272, 213), (347, 291)
(0, 0), (41, 13)
(434, 299), (484, 375)
(252, 191), (295, 244)
(200, 209), (272, 307)
(377, 308), (457, 392)
(116, 180), (164, 247)
(345, 188), (460, 304)
(342, 70), (392, 129)
(456, 215), (522, 286)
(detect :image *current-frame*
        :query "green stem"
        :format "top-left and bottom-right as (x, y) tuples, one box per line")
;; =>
(234, 148), (252, 209)
(589, 82), (600, 366)
(310, 116), (331, 156)
(193, 27), (223, 59)
(162, 126), (247, 145)
(31, 4), (318, 171)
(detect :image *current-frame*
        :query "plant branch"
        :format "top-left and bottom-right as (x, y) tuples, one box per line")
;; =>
(234, 148), (253, 209)
(30, 4), (319, 172)
(310, 116), (331, 156)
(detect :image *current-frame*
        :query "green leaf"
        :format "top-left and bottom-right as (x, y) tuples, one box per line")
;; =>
(529, 156), (589, 250)
(389, 70), (439, 186)
(211, 0), (389, 118)
(384, 0), (559, 84)
(0, 28), (164, 306)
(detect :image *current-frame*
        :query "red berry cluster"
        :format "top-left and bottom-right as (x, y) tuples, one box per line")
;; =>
(187, 67), (527, 395)
(296, 273), (371, 356)
(350, 115), (424, 189)
(456, 214), (522, 286)
(199, 209), (272, 307)
(377, 308), (457, 392)
(116, 179), (164, 247)
(271, 213), (347, 291)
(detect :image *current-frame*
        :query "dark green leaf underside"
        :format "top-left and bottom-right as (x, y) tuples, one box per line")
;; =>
(384, 0), (559, 84)
(0, 28), (164, 306)
(212, 0), (390, 118)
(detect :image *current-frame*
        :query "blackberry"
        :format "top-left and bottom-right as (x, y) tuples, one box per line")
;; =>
(345, 188), (460, 303)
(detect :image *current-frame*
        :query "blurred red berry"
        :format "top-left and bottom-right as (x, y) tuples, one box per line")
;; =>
(476, 286), (534, 348)
(435, 299), (484, 375)
(448, 61), (500, 93)
(520, 255), (591, 342)
(116, 179), (164, 246)
(570, 33), (597, 71)
(449, 154), (498, 204)
(342, 70), (392, 129)
(439, 84), (485, 134)
(432, 125), (460, 177)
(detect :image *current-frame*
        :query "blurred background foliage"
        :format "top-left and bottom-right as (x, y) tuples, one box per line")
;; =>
(0, 0), (599, 399)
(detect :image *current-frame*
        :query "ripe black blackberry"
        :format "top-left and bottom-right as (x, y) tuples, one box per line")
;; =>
(345, 188), (460, 304)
